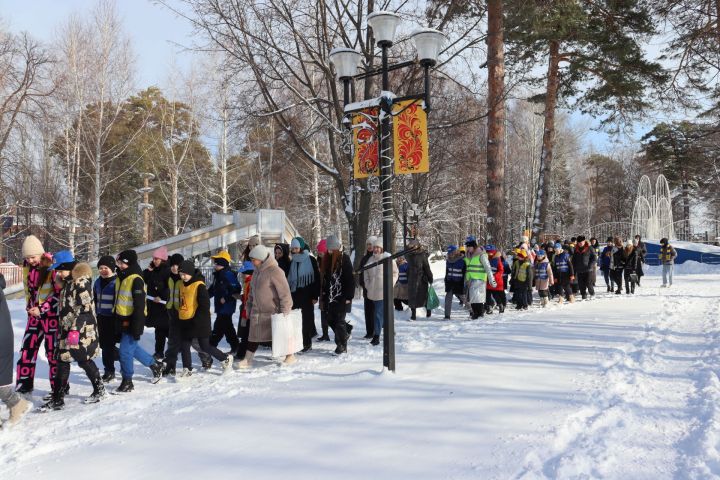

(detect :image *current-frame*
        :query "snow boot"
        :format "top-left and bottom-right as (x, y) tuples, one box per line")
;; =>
(499, 304), (505, 313)
(199, 352), (213, 369)
(38, 390), (65, 412)
(541, 297), (548, 307)
(234, 351), (254, 370)
(282, 354), (297, 366)
(84, 379), (107, 404)
(485, 304), (493, 315)
(317, 335), (331, 342)
(334, 343), (347, 355)
(370, 335), (380, 346)
(7, 397), (31, 425)
(114, 378), (134, 394)
(569, 295), (575, 303)
(426, 309), (432, 318)
(221, 354), (234, 372)
(102, 371), (116, 383)
(177, 368), (193, 379)
(443, 316), (451, 320)
(149, 361), (163, 384)
(162, 364), (176, 378)
(42, 383), (69, 402)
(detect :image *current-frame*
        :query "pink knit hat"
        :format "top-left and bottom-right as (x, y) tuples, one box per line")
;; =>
(316, 239), (327, 254)
(152, 246), (169, 261)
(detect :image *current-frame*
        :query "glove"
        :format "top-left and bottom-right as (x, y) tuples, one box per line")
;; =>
(66, 330), (80, 346)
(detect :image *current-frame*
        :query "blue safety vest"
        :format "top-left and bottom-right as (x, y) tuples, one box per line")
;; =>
(446, 258), (465, 282)
(535, 262), (549, 280)
(398, 263), (409, 285)
(94, 276), (117, 316)
(554, 253), (570, 273)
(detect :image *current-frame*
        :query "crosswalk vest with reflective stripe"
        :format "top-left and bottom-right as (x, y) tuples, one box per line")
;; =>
(464, 255), (488, 281)
(113, 273), (147, 316)
(166, 276), (181, 311)
(178, 280), (204, 320)
(94, 277), (116, 316)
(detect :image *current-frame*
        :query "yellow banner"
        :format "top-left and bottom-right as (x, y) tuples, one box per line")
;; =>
(352, 108), (380, 179)
(393, 100), (429, 174)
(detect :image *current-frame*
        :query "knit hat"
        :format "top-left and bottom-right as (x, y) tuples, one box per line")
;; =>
(248, 235), (261, 248)
(366, 235), (378, 247)
(211, 250), (232, 265)
(152, 246), (169, 261)
(51, 250), (76, 270)
(521, 235), (529, 244)
(179, 260), (195, 275)
(537, 249), (546, 257)
(116, 249), (138, 266)
(97, 255), (115, 270)
(290, 236), (308, 251)
(316, 239), (327, 254)
(447, 245), (458, 254)
(576, 235), (586, 243)
(373, 237), (384, 249)
(241, 260), (255, 274)
(326, 235), (341, 251)
(625, 240), (633, 248)
(21, 235), (44, 258)
(169, 253), (184, 267)
(249, 244), (270, 261)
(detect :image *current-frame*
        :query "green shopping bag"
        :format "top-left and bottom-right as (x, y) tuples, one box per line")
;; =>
(426, 285), (440, 310)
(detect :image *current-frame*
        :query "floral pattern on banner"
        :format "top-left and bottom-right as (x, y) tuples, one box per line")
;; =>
(393, 100), (429, 174)
(352, 108), (380, 179)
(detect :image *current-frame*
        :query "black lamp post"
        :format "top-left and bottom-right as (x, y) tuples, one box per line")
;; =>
(329, 13), (445, 372)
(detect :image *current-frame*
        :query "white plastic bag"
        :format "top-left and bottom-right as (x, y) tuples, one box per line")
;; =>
(271, 309), (303, 358)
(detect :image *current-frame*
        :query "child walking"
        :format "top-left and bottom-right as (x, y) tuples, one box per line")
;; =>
(534, 250), (554, 307)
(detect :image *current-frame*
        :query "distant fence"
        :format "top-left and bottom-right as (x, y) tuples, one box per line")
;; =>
(0, 265), (23, 287)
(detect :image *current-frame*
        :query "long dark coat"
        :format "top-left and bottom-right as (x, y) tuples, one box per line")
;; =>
(406, 250), (433, 309)
(143, 263), (170, 329)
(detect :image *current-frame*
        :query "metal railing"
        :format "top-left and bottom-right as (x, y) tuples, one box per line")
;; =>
(0, 264), (23, 287)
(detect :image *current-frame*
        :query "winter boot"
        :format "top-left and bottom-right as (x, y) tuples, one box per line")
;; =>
(115, 378), (134, 393)
(38, 390), (65, 412)
(317, 334), (331, 341)
(569, 295), (575, 303)
(7, 397), (31, 425)
(199, 352), (213, 369)
(541, 297), (548, 307)
(162, 364), (176, 378)
(499, 303), (505, 313)
(346, 323), (354, 338)
(370, 335), (380, 346)
(149, 362), (164, 384)
(102, 371), (116, 383)
(426, 309), (432, 318)
(234, 351), (254, 370)
(221, 354), (234, 372)
(84, 379), (107, 404)
(334, 343), (347, 355)
(177, 368), (193, 379)
(43, 383), (70, 402)
(282, 354), (297, 366)
(485, 304), (493, 315)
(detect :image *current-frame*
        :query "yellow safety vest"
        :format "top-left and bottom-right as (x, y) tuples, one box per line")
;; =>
(23, 266), (55, 306)
(113, 273), (147, 317)
(464, 255), (488, 281)
(178, 280), (204, 321)
(517, 263), (530, 282)
(166, 276), (181, 311)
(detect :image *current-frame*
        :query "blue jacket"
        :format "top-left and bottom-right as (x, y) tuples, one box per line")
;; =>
(208, 267), (241, 316)
(445, 257), (466, 286)
(93, 276), (116, 317)
(600, 246), (613, 270)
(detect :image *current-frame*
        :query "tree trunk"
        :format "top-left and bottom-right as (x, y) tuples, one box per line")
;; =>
(531, 40), (561, 243)
(486, 0), (506, 247)
(312, 163), (321, 245)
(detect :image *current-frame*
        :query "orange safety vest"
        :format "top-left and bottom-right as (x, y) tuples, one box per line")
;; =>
(178, 280), (204, 321)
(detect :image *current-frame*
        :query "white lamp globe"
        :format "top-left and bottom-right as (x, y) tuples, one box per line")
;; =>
(410, 28), (446, 66)
(329, 48), (362, 79)
(367, 11), (401, 46)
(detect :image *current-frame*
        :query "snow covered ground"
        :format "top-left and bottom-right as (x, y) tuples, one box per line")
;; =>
(2, 263), (720, 479)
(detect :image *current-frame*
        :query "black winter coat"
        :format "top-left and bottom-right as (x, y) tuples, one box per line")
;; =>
(406, 250), (433, 309)
(275, 243), (291, 276)
(289, 255), (321, 308)
(116, 263), (147, 340)
(358, 250), (373, 290)
(624, 249), (639, 274)
(572, 243), (597, 274)
(180, 270), (212, 340)
(143, 264), (170, 329)
(321, 252), (355, 314)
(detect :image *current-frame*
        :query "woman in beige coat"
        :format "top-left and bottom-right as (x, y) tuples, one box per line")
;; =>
(364, 238), (398, 346)
(234, 244), (293, 369)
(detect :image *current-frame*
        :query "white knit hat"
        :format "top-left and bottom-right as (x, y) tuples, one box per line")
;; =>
(249, 244), (270, 261)
(326, 235), (341, 251)
(21, 235), (45, 257)
(366, 235), (378, 246)
(373, 237), (384, 249)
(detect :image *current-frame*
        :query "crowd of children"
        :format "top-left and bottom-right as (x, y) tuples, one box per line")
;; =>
(0, 231), (678, 427)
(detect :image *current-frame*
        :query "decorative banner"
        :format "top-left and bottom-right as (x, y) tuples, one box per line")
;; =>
(352, 108), (380, 179)
(393, 100), (429, 174)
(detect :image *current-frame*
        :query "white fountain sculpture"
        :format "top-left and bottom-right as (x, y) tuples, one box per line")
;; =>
(631, 174), (675, 240)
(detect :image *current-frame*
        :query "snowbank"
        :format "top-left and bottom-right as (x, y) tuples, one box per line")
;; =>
(645, 260), (720, 275)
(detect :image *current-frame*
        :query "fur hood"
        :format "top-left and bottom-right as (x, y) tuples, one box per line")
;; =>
(72, 262), (93, 282)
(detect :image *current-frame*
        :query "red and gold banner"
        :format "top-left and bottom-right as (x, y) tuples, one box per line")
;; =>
(393, 100), (429, 174)
(352, 108), (380, 179)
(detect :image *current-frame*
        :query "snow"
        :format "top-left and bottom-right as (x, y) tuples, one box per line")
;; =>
(2, 263), (720, 479)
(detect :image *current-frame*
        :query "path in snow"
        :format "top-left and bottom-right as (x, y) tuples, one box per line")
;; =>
(1, 270), (719, 480)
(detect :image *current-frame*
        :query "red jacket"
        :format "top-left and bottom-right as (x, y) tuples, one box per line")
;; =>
(486, 251), (504, 291)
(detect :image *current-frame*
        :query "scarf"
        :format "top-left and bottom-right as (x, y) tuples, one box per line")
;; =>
(289, 251), (314, 293)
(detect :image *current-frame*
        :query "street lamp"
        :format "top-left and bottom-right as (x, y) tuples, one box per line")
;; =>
(137, 172), (155, 244)
(330, 11), (445, 372)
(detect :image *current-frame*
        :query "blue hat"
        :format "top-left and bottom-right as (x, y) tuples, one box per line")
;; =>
(537, 249), (546, 257)
(465, 235), (476, 244)
(484, 244), (496, 252)
(51, 250), (75, 270)
(554, 242), (562, 250)
(241, 260), (255, 273)
(447, 245), (458, 254)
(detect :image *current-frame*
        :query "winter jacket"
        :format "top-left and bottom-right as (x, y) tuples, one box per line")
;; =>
(115, 262), (147, 340)
(394, 261), (409, 301)
(465, 249), (496, 303)
(93, 276), (116, 317)
(660, 244), (677, 264)
(0, 279), (13, 386)
(514, 260), (534, 289)
(143, 263), (170, 329)
(208, 266), (241, 316)
(600, 246), (613, 271)
(247, 255), (292, 343)
(636, 240), (647, 262)
(624, 248), (640, 274)
(320, 252), (355, 313)
(487, 251), (505, 292)
(365, 252), (399, 302)
(612, 248), (627, 271)
(288, 254), (321, 309)
(407, 249), (433, 309)
(274, 243), (291, 276)
(571, 243), (597, 274)
(444, 254), (466, 295)
(57, 263), (99, 363)
(24, 261), (61, 319)
(534, 258), (555, 291)
(358, 250), (374, 290)
(179, 270), (212, 339)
